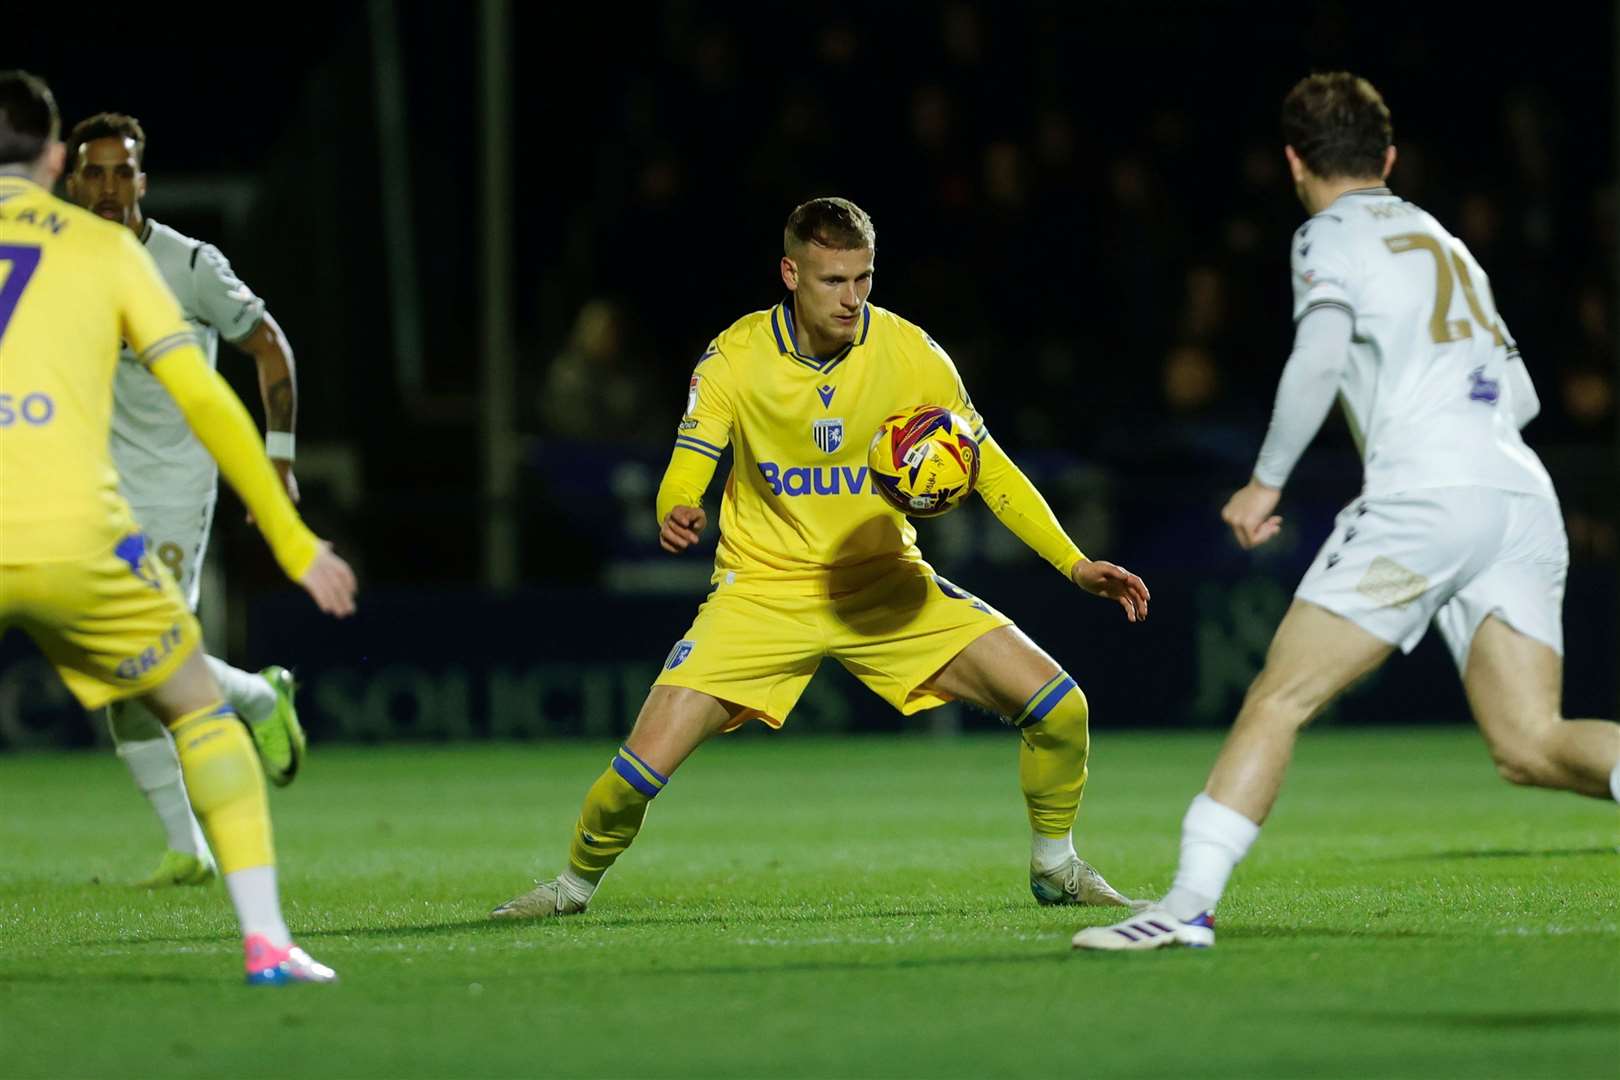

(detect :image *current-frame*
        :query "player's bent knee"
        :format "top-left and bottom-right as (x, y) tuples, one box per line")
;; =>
(1490, 747), (1554, 788)
(1040, 684), (1088, 742)
(625, 685), (736, 778)
(1017, 678), (1089, 759)
(1485, 716), (1562, 788)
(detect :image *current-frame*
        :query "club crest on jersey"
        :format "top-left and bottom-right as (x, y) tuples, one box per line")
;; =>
(664, 640), (695, 670)
(813, 417), (845, 454)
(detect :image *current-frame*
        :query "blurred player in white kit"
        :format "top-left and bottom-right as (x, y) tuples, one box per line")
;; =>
(1077, 72), (1620, 952)
(65, 112), (308, 888)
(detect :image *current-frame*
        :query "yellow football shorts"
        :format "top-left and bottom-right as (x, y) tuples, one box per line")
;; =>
(653, 561), (1012, 729)
(0, 532), (203, 710)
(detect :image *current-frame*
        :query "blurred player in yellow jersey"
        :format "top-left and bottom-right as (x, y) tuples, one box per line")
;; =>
(493, 197), (1152, 919)
(0, 71), (357, 983)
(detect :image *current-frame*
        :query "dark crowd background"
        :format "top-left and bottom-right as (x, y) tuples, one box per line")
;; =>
(9, 2), (1616, 743)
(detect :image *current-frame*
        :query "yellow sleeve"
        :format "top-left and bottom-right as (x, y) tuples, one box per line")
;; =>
(911, 322), (988, 441)
(655, 447), (720, 526)
(654, 344), (733, 525)
(905, 321), (1077, 575)
(148, 350), (319, 579)
(975, 438), (1085, 580)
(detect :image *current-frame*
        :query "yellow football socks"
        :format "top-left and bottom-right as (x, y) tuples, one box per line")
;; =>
(568, 745), (668, 879)
(167, 702), (274, 874)
(1012, 673), (1090, 837)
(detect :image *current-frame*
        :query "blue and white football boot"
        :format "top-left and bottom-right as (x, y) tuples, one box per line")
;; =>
(1071, 907), (1217, 951)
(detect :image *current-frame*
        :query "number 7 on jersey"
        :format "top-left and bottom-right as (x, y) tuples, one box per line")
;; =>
(0, 244), (43, 346)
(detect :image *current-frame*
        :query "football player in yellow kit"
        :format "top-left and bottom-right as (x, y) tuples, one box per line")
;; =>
(493, 197), (1151, 919)
(0, 71), (356, 983)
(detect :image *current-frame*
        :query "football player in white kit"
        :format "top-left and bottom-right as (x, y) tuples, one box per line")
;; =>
(64, 113), (308, 888)
(1076, 73), (1620, 952)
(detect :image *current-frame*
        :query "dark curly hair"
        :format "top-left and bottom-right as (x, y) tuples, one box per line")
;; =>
(67, 112), (147, 169)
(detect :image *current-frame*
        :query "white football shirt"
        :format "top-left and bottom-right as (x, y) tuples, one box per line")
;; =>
(110, 219), (266, 509)
(1289, 187), (1553, 499)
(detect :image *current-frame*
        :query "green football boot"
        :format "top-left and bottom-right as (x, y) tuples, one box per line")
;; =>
(251, 666), (306, 787)
(135, 849), (216, 888)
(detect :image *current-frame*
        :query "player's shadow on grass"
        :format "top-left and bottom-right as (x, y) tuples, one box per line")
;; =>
(1224, 926), (1442, 941)
(78, 898), (1097, 947)
(0, 971), (216, 986)
(72, 906), (1036, 945)
(301, 897), (1040, 942)
(1383, 846), (1618, 861)
(302, 898), (1041, 940)
(627, 950), (1070, 979)
(1332, 1008), (1620, 1029)
(76, 915), (517, 947)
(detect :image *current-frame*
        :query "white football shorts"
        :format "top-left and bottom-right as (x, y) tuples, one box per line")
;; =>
(127, 498), (216, 612)
(1295, 487), (1567, 671)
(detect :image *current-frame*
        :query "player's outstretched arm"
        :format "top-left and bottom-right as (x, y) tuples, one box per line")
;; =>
(975, 434), (1149, 622)
(1070, 559), (1151, 623)
(147, 345), (356, 616)
(299, 542), (358, 616)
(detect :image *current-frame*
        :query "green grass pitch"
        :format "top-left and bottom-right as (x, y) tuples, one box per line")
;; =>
(1, 730), (1616, 1078)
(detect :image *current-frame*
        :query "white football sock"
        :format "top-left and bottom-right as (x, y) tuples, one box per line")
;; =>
(225, 865), (292, 948)
(1031, 831), (1077, 875)
(1161, 793), (1261, 921)
(1609, 760), (1620, 804)
(205, 656), (277, 725)
(115, 732), (210, 858)
(557, 868), (598, 905)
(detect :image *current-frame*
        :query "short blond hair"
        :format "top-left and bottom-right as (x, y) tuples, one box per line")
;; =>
(784, 196), (876, 255)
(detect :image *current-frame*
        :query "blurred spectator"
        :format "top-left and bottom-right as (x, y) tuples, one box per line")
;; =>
(1457, 192), (1504, 264)
(1178, 265), (1229, 345)
(540, 300), (656, 444)
(1163, 344), (1221, 416)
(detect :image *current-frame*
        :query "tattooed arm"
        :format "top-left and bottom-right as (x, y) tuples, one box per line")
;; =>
(232, 311), (300, 506)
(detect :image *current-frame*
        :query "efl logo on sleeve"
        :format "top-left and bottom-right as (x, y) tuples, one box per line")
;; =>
(685, 375), (701, 419)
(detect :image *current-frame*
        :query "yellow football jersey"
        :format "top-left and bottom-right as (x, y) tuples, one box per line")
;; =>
(0, 176), (197, 562)
(659, 299), (1082, 595)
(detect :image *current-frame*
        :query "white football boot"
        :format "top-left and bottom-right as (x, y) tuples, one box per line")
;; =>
(489, 878), (590, 920)
(1071, 906), (1216, 951)
(1030, 855), (1146, 909)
